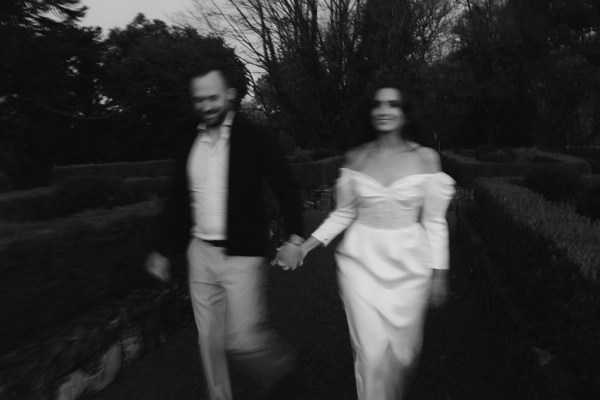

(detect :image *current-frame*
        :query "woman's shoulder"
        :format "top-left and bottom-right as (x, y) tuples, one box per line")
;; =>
(413, 145), (441, 173)
(343, 143), (372, 170)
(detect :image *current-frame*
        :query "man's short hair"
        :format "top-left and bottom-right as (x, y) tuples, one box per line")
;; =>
(188, 61), (235, 89)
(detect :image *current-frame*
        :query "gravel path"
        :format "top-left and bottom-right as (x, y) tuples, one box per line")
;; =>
(85, 210), (515, 400)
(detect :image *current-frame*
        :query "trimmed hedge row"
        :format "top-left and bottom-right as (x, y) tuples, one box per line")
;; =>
(52, 160), (175, 183)
(564, 146), (600, 159)
(472, 177), (600, 397)
(0, 200), (167, 357)
(562, 146), (600, 174)
(0, 177), (171, 222)
(52, 156), (344, 189)
(522, 167), (600, 220)
(442, 149), (591, 186)
(0, 186), (56, 221)
(0, 171), (11, 193)
(1, 157), (344, 222)
(0, 156), (345, 355)
(292, 156), (344, 190)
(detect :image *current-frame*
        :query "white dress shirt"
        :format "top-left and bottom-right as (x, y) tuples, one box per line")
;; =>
(187, 112), (235, 241)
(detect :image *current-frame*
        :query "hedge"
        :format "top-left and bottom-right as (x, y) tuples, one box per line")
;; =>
(52, 160), (175, 183)
(52, 156), (344, 189)
(442, 149), (591, 186)
(0, 200), (166, 357)
(471, 177), (600, 397)
(2, 157), (343, 222)
(292, 156), (344, 190)
(0, 177), (171, 222)
(0, 186), (56, 221)
(563, 146), (600, 174)
(0, 155), (345, 356)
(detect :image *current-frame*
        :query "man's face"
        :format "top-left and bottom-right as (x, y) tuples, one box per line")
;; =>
(190, 71), (237, 126)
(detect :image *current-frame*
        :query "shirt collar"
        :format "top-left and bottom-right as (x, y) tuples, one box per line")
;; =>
(196, 111), (235, 138)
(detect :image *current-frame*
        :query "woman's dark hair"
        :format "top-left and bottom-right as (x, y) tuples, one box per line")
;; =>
(348, 73), (432, 149)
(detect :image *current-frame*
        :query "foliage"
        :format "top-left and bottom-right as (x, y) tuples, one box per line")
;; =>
(93, 15), (248, 162)
(576, 180), (600, 221)
(1, 6), (248, 188)
(522, 165), (582, 203)
(471, 177), (600, 397)
(50, 175), (134, 217)
(292, 155), (345, 190)
(446, 0), (600, 147)
(474, 145), (513, 162)
(52, 159), (174, 183)
(0, 0), (105, 188)
(0, 171), (11, 193)
(441, 148), (591, 185)
(0, 200), (162, 356)
(189, 0), (454, 147)
(277, 130), (298, 156)
(311, 148), (342, 161)
(0, 186), (56, 221)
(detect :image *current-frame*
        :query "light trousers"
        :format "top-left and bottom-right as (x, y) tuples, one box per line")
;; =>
(187, 238), (295, 400)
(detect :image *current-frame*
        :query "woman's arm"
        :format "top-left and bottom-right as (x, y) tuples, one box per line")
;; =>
(300, 235), (324, 257)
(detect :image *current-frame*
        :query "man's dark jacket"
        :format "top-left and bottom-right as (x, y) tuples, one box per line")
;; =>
(155, 114), (304, 257)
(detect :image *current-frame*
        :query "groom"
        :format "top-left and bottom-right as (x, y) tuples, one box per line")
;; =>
(146, 61), (305, 400)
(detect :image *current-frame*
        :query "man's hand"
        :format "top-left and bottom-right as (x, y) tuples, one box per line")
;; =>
(271, 242), (304, 271)
(145, 251), (171, 282)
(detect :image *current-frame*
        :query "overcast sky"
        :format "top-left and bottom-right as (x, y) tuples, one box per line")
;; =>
(78, 0), (263, 80)
(79, 0), (195, 32)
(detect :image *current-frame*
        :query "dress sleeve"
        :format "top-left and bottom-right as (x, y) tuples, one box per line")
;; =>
(421, 173), (456, 270)
(311, 169), (357, 246)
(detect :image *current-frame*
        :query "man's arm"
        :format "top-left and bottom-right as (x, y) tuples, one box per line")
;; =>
(260, 127), (304, 239)
(259, 127), (305, 268)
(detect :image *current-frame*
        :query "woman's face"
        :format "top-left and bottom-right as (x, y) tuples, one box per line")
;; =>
(370, 88), (406, 134)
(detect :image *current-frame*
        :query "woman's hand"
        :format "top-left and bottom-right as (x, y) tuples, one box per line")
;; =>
(430, 269), (448, 308)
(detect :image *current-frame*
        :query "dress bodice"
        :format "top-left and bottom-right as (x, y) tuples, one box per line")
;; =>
(349, 170), (427, 229)
(338, 168), (455, 229)
(311, 167), (456, 270)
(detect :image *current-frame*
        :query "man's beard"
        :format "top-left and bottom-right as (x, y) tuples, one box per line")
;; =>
(202, 108), (228, 127)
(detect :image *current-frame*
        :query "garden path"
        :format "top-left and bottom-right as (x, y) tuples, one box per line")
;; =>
(84, 210), (514, 400)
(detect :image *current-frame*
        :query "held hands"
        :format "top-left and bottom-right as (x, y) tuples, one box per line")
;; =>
(145, 251), (171, 282)
(272, 241), (305, 271)
(271, 235), (306, 271)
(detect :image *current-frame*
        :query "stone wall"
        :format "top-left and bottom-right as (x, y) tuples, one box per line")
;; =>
(0, 281), (191, 400)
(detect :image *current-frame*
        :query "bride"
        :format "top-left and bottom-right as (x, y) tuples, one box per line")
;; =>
(291, 74), (455, 400)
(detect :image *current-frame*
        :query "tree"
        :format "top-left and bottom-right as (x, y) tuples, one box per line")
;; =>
(186, 0), (454, 148)
(449, 0), (600, 146)
(0, 0), (105, 187)
(93, 14), (248, 161)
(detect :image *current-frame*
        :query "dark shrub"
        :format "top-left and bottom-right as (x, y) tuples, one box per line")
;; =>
(453, 148), (474, 157)
(126, 177), (171, 201)
(50, 175), (134, 217)
(0, 172), (11, 193)
(311, 148), (341, 161)
(576, 181), (600, 221)
(474, 145), (499, 161)
(523, 166), (581, 202)
(278, 130), (297, 156)
(507, 147), (536, 163)
(475, 145), (514, 162)
(287, 149), (312, 164)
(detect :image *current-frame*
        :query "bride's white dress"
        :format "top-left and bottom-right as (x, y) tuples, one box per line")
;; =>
(312, 168), (455, 400)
